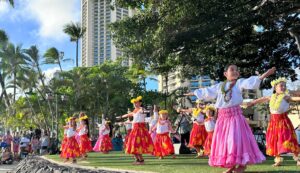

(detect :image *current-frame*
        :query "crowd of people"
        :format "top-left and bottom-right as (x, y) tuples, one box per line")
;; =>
(0, 127), (60, 165)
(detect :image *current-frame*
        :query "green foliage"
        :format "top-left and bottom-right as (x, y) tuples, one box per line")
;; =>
(111, 0), (300, 88)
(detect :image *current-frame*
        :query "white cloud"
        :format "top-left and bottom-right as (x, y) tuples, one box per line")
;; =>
(43, 67), (60, 84)
(1, 0), (80, 41)
(0, 2), (10, 16)
(23, 0), (80, 41)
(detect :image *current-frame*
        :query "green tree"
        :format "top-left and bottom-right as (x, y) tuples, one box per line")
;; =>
(111, 0), (300, 87)
(43, 47), (65, 72)
(63, 22), (85, 67)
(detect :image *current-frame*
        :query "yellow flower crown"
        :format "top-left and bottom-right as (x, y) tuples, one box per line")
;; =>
(68, 117), (78, 122)
(130, 96), (142, 104)
(79, 115), (88, 121)
(159, 110), (168, 115)
(204, 105), (216, 112)
(65, 118), (69, 122)
(271, 77), (287, 87)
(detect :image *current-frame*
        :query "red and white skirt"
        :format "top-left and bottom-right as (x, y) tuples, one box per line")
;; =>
(153, 132), (174, 157)
(266, 112), (300, 156)
(98, 134), (113, 152)
(79, 134), (93, 154)
(62, 136), (81, 158)
(188, 123), (207, 148)
(125, 123), (154, 154)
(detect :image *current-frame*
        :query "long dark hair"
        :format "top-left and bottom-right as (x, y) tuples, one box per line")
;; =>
(83, 119), (90, 137)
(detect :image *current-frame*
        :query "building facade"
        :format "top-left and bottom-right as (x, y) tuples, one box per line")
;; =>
(81, 0), (134, 67)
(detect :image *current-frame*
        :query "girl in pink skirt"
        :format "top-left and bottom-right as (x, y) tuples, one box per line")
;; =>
(186, 65), (275, 173)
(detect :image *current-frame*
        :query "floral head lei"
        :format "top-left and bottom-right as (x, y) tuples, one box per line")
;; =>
(270, 77), (287, 87)
(130, 96), (142, 104)
(221, 80), (237, 102)
(204, 105), (216, 113)
(79, 115), (88, 121)
(269, 78), (289, 111)
(159, 110), (168, 115)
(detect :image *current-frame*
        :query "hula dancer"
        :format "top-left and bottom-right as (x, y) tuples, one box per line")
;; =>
(77, 114), (92, 159)
(63, 117), (81, 163)
(152, 110), (175, 159)
(203, 105), (216, 156)
(177, 99), (207, 158)
(117, 96), (154, 165)
(185, 65), (275, 173)
(93, 114), (113, 153)
(248, 77), (300, 166)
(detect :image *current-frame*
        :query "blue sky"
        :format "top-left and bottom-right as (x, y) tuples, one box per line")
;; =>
(0, 0), (158, 90)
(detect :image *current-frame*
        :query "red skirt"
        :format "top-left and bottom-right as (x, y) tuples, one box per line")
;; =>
(266, 113), (300, 156)
(125, 123), (154, 154)
(124, 129), (132, 149)
(62, 136), (81, 158)
(204, 131), (214, 155)
(153, 133), (174, 157)
(189, 123), (207, 148)
(79, 134), (93, 154)
(60, 135), (68, 158)
(99, 134), (113, 152)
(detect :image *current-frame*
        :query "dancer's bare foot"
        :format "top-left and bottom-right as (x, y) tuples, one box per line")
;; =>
(222, 166), (235, 173)
(272, 162), (281, 167)
(297, 160), (300, 166)
(159, 156), (163, 159)
(63, 158), (69, 163)
(235, 165), (246, 173)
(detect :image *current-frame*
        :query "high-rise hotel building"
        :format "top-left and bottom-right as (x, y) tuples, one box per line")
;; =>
(81, 0), (134, 67)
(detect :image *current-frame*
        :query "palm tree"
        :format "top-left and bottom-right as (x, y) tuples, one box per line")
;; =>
(63, 22), (85, 67)
(2, 43), (28, 102)
(0, 30), (10, 107)
(43, 47), (68, 72)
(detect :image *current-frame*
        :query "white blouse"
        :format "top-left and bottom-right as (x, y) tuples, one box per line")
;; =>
(78, 125), (88, 136)
(156, 120), (170, 134)
(270, 98), (289, 114)
(67, 127), (76, 138)
(194, 76), (261, 108)
(204, 118), (215, 132)
(192, 110), (205, 123)
(132, 109), (146, 123)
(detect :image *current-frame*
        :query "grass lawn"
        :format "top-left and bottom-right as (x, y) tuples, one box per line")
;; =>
(46, 151), (299, 173)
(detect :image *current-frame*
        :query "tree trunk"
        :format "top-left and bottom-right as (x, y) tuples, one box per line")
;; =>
(76, 40), (79, 67)
(0, 72), (10, 107)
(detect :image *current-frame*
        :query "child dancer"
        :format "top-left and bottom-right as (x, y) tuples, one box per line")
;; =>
(60, 119), (69, 158)
(152, 110), (175, 159)
(248, 77), (300, 166)
(203, 105), (216, 156)
(93, 114), (112, 153)
(77, 114), (93, 158)
(148, 105), (159, 142)
(177, 99), (207, 158)
(63, 117), (81, 163)
(117, 96), (154, 165)
(185, 65), (275, 173)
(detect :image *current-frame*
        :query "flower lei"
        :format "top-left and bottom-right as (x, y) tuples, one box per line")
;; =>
(192, 108), (202, 117)
(221, 80), (236, 102)
(269, 91), (288, 111)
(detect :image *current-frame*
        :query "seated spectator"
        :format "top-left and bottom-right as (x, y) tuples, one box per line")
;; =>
(0, 147), (13, 164)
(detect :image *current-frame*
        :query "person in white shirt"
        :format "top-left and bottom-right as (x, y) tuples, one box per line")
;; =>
(93, 114), (112, 153)
(185, 65), (275, 173)
(248, 77), (300, 167)
(203, 105), (216, 156)
(117, 96), (154, 165)
(62, 117), (80, 163)
(151, 110), (175, 159)
(177, 100), (207, 158)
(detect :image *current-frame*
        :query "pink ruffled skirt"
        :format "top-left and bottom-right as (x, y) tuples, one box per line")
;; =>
(209, 105), (265, 168)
